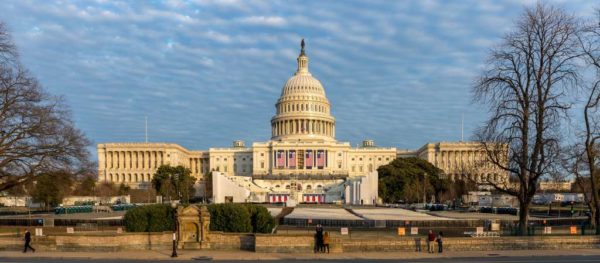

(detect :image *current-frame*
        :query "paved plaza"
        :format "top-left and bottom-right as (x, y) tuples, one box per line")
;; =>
(353, 208), (451, 221)
(286, 208), (363, 220)
(266, 208), (282, 217)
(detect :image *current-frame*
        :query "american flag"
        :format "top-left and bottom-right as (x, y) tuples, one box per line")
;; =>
(276, 151), (285, 168)
(288, 151), (296, 168)
(305, 150), (313, 169)
(317, 150), (325, 168)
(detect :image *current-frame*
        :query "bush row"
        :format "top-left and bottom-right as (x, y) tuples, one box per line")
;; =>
(208, 203), (275, 234)
(123, 204), (175, 232)
(123, 203), (276, 233)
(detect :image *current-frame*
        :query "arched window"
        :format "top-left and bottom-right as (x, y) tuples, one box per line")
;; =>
(285, 185), (290, 190)
(306, 185), (312, 190)
(317, 185), (323, 189)
(275, 185), (280, 188)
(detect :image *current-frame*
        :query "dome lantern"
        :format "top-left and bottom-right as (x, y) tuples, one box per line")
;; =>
(296, 39), (309, 75)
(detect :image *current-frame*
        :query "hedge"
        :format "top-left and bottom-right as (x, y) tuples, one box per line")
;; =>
(124, 203), (275, 233)
(123, 204), (175, 232)
(208, 203), (275, 233)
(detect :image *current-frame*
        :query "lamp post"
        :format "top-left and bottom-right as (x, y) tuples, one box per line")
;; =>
(170, 201), (178, 258)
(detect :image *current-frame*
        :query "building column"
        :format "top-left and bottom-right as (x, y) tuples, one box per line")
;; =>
(149, 151), (154, 168)
(136, 151), (140, 169)
(119, 151), (124, 169)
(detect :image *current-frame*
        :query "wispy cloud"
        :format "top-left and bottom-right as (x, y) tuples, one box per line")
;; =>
(0, 0), (593, 155)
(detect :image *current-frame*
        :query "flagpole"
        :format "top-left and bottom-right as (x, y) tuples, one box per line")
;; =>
(145, 116), (148, 143)
(461, 113), (464, 142)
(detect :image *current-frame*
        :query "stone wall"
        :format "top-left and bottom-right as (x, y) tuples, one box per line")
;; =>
(255, 234), (314, 253)
(0, 232), (599, 252)
(334, 236), (600, 252)
(0, 232), (173, 252)
(208, 232), (254, 251)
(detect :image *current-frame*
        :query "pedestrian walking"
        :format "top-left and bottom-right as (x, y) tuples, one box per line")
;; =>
(323, 231), (330, 253)
(436, 231), (443, 253)
(23, 229), (35, 253)
(427, 230), (435, 253)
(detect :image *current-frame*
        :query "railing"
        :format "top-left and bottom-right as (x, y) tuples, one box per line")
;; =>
(0, 218), (123, 227)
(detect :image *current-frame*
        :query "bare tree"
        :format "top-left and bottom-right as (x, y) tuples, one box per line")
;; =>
(0, 22), (91, 191)
(567, 13), (600, 233)
(0, 22), (17, 64)
(473, 3), (580, 235)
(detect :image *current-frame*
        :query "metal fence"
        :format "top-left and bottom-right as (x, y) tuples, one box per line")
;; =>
(0, 218), (123, 227)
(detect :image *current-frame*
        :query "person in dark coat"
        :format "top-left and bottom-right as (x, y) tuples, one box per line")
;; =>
(314, 224), (324, 253)
(23, 229), (35, 253)
(436, 231), (443, 253)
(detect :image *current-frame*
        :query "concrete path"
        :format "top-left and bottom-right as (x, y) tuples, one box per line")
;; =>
(2, 248), (600, 261)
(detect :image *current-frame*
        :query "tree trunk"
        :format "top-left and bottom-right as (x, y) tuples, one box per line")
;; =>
(594, 207), (600, 235)
(518, 201), (530, 236)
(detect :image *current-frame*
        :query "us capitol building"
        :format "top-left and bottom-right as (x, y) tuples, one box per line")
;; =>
(97, 41), (507, 204)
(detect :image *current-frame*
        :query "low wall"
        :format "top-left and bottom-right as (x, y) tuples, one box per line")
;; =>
(335, 235), (600, 252)
(254, 234), (600, 253)
(255, 234), (314, 253)
(1, 232), (599, 252)
(0, 232), (173, 252)
(208, 232), (254, 251)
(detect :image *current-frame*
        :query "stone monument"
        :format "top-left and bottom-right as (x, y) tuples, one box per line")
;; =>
(176, 205), (211, 249)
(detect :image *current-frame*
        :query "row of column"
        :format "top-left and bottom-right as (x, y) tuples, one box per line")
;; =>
(189, 158), (203, 175)
(107, 173), (152, 183)
(438, 150), (488, 170)
(278, 102), (327, 114)
(272, 119), (334, 137)
(448, 173), (502, 183)
(105, 151), (164, 170)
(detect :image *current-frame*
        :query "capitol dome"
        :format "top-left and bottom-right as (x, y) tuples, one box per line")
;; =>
(271, 40), (336, 142)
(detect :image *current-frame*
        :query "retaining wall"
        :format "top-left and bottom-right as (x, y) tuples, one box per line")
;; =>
(0, 232), (599, 252)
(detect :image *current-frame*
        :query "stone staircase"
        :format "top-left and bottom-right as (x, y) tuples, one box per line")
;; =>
(275, 207), (294, 225)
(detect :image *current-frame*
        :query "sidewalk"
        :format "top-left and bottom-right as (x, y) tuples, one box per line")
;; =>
(3, 249), (600, 261)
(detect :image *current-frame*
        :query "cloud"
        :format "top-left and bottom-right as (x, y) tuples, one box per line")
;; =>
(239, 16), (287, 26)
(0, 0), (593, 158)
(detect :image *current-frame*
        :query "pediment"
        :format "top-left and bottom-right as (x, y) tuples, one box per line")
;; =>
(178, 205), (200, 216)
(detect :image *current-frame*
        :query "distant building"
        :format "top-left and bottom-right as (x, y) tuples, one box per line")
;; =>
(539, 181), (573, 192)
(413, 142), (507, 184)
(479, 194), (518, 207)
(462, 191), (491, 204)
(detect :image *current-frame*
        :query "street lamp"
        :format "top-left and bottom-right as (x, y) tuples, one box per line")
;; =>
(170, 201), (178, 258)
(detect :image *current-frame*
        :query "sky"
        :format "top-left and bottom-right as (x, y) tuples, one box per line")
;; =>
(0, 0), (596, 157)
